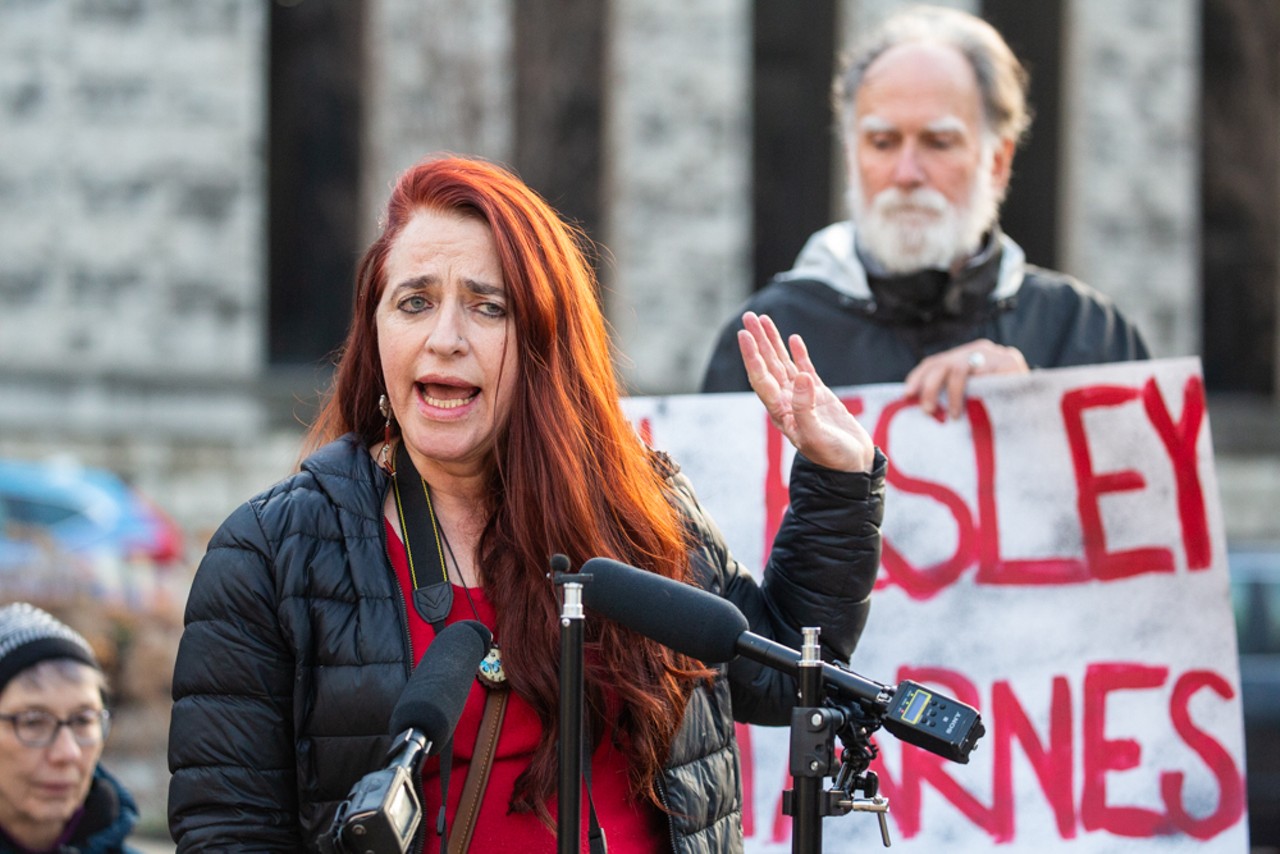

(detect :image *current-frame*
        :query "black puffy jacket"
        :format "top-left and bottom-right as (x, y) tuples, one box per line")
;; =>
(168, 434), (885, 853)
(701, 223), (1149, 393)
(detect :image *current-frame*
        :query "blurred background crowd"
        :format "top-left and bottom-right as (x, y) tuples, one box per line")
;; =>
(0, 0), (1277, 848)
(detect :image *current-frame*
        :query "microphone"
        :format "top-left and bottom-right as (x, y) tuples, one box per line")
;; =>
(388, 620), (492, 745)
(323, 620), (492, 854)
(580, 558), (983, 763)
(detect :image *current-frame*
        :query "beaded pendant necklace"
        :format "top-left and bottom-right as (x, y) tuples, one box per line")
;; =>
(438, 528), (507, 687)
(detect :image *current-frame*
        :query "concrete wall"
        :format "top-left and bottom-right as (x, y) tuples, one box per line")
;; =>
(0, 0), (269, 440)
(1060, 0), (1201, 359)
(603, 0), (752, 394)
(361, 0), (514, 242)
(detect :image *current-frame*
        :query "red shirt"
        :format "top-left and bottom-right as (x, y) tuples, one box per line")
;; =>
(385, 521), (668, 852)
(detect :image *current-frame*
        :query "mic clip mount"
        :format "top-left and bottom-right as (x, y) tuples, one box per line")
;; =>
(781, 701), (893, 848)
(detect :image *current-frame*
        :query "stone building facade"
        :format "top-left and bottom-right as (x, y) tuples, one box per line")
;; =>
(3, 0), (1275, 544)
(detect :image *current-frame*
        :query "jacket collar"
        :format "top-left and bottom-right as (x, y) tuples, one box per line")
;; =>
(67, 765), (138, 851)
(776, 220), (1027, 305)
(300, 434), (390, 522)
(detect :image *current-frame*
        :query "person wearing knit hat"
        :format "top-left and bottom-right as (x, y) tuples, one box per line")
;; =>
(0, 603), (139, 854)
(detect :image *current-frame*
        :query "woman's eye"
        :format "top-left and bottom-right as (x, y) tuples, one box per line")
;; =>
(477, 301), (507, 318)
(398, 295), (430, 313)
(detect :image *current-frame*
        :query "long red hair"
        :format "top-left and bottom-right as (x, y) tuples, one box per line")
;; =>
(305, 155), (702, 817)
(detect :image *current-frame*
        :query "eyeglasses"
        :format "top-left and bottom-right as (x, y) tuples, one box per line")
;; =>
(0, 709), (111, 748)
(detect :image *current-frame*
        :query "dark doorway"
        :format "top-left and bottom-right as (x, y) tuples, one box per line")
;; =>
(512, 0), (607, 251)
(981, 0), (1063, 271)
(752, 2), (838, 289)
(267, 0), (365, 366)
(1200, 0), (1279, 395)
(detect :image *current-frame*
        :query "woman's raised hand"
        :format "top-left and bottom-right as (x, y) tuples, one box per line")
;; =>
(736, 311), (876, 473)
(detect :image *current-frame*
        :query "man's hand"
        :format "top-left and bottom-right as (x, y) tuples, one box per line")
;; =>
(737, 311), (876, 473)
(903, 339), (1029, 420)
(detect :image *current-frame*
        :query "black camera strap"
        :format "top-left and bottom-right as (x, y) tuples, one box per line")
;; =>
(391, 441), (461, 854)
(391, 442), (455, 632)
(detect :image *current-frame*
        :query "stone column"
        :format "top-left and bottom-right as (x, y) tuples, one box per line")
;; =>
(837, 0), (977, 50)
(0, 0), (268, 438)
(1060, 0), (1201, 358)
(603, 0), (752, 395)
(360, 0), (515, 244)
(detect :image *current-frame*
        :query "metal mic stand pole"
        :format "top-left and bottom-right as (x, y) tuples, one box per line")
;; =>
(792, 627), (824, 854)
(555, 565), (585, 854)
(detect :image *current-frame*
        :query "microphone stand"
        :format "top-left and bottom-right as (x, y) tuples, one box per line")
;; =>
(782, 627), (895, 851)
(790, 627), (825, 854)
(554, 565), (586, 854)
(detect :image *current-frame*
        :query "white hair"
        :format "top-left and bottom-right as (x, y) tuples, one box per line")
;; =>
(834, 5), (1032, 147)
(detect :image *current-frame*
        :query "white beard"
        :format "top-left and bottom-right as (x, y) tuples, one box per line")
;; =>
(848, 144), (1001, 274)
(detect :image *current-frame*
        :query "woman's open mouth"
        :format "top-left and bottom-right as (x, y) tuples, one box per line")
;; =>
(417, 382), (480, 410)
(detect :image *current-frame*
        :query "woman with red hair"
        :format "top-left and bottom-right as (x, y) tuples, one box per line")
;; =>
(168, 155), (885, 853)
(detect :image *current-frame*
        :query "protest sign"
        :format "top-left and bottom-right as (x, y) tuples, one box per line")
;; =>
(621, 357), (1246, 852)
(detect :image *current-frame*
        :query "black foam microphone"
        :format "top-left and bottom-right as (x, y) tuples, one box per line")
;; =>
(580, 557), (983, 763)
(323, 620), (492, 854)
(579, 557), (883, 697)
(581, 557), (746, 663)
(388, 619), (492, 744)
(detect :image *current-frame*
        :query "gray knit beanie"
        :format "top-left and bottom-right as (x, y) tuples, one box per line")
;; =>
(0, 603), (99, 695)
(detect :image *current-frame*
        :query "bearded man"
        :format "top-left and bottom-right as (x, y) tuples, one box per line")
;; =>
(701, 5), (1149, 418)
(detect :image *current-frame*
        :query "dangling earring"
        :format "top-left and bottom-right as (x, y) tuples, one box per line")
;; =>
(378, 394), (394, 472)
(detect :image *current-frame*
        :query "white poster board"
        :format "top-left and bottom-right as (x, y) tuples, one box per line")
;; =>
(622, 357), (1247, 852)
